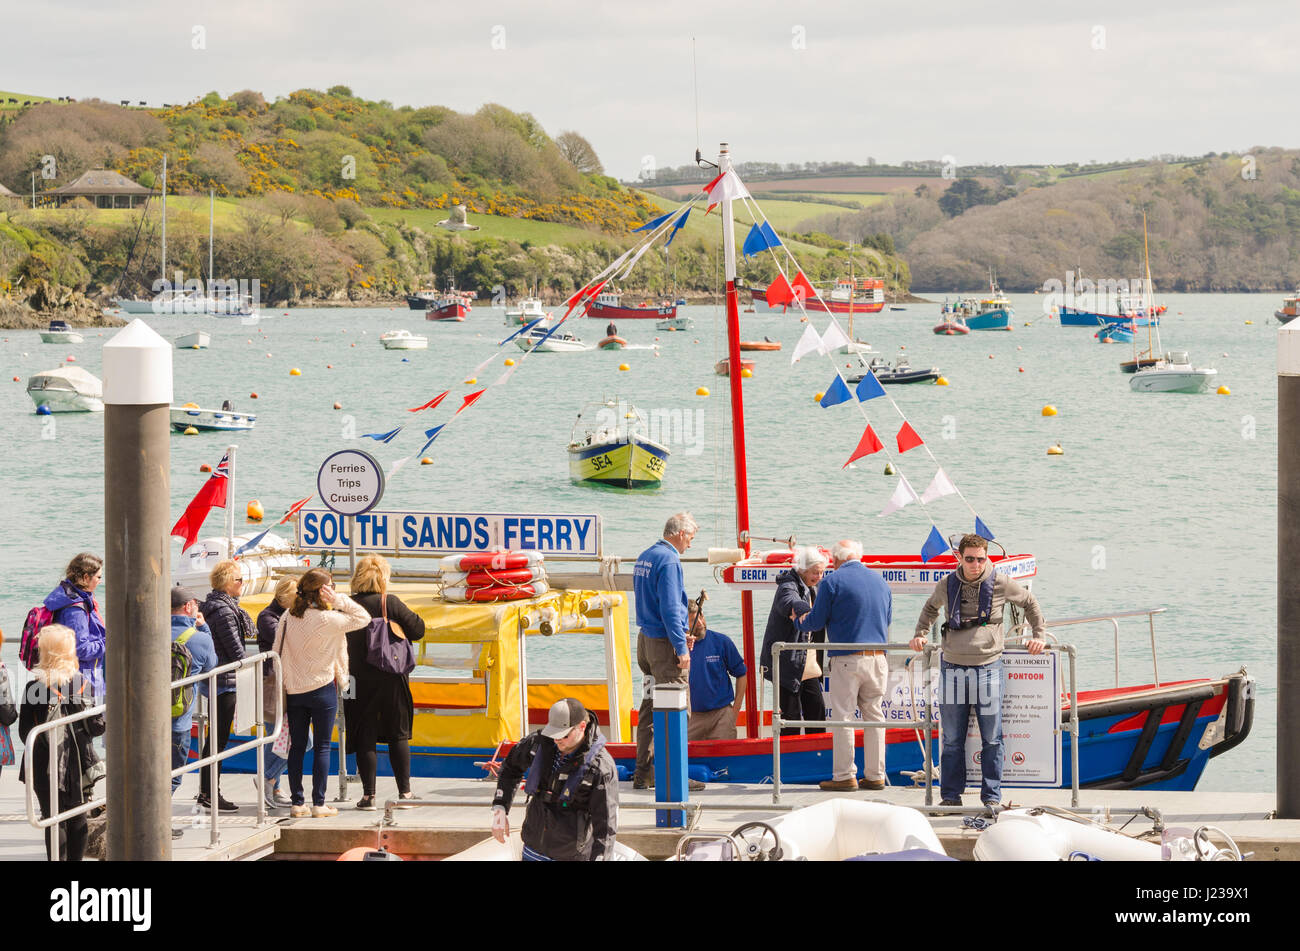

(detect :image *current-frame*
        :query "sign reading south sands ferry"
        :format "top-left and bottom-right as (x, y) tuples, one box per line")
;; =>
(296, 508), (603, 557)
(721, 553), (1038, 594)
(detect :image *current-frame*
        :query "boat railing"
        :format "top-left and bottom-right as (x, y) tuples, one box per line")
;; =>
(769, 639), (1082, 808)
(1010, 606), (1166, 690)
(21, 650), (284, 856)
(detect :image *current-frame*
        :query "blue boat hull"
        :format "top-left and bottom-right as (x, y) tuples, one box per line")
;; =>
(1061, 307), (1158, 328)
(965, 309), (1011, 330)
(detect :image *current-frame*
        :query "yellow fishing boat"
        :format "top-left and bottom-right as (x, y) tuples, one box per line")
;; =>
(566, 398), (669, 489)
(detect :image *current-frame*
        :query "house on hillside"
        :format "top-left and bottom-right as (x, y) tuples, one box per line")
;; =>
(42, 168), (156, 208)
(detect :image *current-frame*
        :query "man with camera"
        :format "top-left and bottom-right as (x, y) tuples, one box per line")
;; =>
(910, 534), (1047, 809)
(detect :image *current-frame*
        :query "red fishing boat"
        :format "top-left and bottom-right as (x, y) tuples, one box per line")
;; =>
(586, 291), (677, 320)
(425, 290), (473, 322)
(752, 277), (885, 315)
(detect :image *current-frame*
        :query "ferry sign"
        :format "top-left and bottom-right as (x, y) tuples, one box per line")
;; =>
(296, 509), (602, 556)
(721, 554), (1038, 594)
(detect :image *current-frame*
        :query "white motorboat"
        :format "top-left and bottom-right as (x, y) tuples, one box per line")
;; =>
(973, 808), (1164, 861)
(175, 331), (210, 349)
(380, 329), (429, 350)
(656, 315), (695, 331)
(504, 297), (551, 326)
(39, 320), (85, 345)
(172, 531), (310, 598)
(170, 401), (257, 432)
(27, 366), (104, 412)
(515, 326), (588, 352)
(1129, 351), (1217, 394)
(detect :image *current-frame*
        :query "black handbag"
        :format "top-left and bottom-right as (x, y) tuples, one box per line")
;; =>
(364, 597), (415, 676)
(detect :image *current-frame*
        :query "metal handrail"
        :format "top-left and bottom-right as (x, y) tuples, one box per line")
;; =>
(22, 650), (284, 856)
(1013, 607), (1165, 688)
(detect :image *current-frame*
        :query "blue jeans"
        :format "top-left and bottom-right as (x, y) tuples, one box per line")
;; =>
(939, 658), (1004, 803)
(286, 683), (337, 807)
(263, 720), (287, 787)
(171, 727), (192, 795)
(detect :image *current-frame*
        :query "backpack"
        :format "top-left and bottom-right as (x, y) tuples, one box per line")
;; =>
(21, 586), (92, 671)
(171, 627), (198, 719)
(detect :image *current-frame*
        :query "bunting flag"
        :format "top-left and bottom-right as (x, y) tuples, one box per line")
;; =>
(456, 391), (485, 415)
(742, 221), (783, 258)
(234, 527), (271, 557)
(842, 425), (884, 467)
(278, 495), (314, 524)
(633, 211), (674, 233)
(703, 170), (749, 213)
(896, 421), (925, 453)
(499, 317), (547, 347)
(766, 274), (795, 309)
(361, 427), (403, 444)
(664, 209), (689, 247)
(418, 424), (446, 456)
(494, 362), (518, 386)
(819, 375), (852, 408)
(170, 452), (230, 552)
(854, 368), (886, 401)
(975, 516), (995, 540)
(878, 476), (919, 517)
(818, 318), (851, 355)
(408, 391), (449, 413)
(790, 323), (823, 364)
(921, 468), (957, 503)
(791, 271), (816, 305)
(920, 526), (948, 563)
(758, 221), (782, 251)
(389, 456), (413, 476)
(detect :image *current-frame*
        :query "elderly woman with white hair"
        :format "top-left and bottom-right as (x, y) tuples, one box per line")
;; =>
(761, 546), (829, 735)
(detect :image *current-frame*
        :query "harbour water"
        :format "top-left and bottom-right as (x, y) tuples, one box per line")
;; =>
(0, 293), (1278, 791)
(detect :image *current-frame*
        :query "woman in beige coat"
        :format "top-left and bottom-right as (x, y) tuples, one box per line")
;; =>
(272, 568), (369, 817)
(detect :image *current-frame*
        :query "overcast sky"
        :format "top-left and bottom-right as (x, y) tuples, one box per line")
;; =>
(7, 0), (1297, 179)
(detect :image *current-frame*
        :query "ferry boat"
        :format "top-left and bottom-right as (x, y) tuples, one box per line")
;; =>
(170, 401), (257, 432)
(585, 291), (677, 320)
(566, 399), (669, 489)
(1277, 288), (1300, 324)
(39, 320), (84, 344)
(26, 366), (103, 412)
(218, 147), (1254, 794)
(380, 329), (429, 350)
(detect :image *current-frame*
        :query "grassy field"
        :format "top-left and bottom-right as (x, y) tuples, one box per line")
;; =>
(0, 91), (55, 112)
(368, 206), (607, 245)
(757, 191), (888, 209)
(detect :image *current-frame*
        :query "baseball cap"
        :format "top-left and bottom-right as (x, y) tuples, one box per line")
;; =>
(171, 585), (200, 609)
(540, 698), (587, 738)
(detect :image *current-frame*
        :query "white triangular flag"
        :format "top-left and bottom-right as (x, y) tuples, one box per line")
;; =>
(389, 456), (412, 476)
(470, 353), (497, 377)
(921, 468), (957, 504)
(818, 318), (851, 355)
(493, 363), (518, 387)
(790, 323), (823, 364)
(878, 476), (919, 517)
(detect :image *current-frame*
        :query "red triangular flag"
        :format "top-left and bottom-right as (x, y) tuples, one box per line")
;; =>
(170, 469), (229, 552)
(456, 389), (486, 415)
(791, 271), (816, 306)
(277, 494), (314, 525)
(766, 274), (794, 308)
(701, 171), (725, 195)
(842, 425), (884, 468)
(408, 390), (449, 413)
(896, 421), (925, 453)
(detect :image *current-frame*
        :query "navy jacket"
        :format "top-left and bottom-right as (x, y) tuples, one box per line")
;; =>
(796, 560), (892, 654)
(199, 590), (249, 693)
(761, 568), (823, 691)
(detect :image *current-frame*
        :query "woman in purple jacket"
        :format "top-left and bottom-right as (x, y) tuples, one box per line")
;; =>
(43, 553), (106, 701)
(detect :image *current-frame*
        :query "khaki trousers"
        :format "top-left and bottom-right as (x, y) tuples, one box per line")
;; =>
(634, 633), (688, 780)
(688, 705), (737, 741)
(828, 652), (889, 782)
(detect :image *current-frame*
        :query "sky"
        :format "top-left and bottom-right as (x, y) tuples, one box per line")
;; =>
(5, 0), (1297, 180)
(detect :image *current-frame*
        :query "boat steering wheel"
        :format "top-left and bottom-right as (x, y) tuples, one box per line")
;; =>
(730, 821), (784, 861)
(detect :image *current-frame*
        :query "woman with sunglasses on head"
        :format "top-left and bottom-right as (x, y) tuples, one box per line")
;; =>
(43, 553), (107, 702)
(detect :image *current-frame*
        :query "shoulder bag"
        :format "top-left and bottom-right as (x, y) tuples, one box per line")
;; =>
(365, 595), (415, 676)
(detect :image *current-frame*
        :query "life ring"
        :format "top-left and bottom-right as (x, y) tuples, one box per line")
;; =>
(443, 580), (550, 603)
(441, 550), (544, 572)
(443, 567), (546, 586)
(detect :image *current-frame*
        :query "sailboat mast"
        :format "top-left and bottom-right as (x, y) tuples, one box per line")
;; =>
(719, 143), (758, 738)
(161, 154), (167, 288)
(1143, 211), (1158, 357)
(847, 241), (855, 341)
(209, 188), (214, 287)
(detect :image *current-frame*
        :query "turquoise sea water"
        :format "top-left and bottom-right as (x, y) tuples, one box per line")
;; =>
(0, 294), (1279, 791)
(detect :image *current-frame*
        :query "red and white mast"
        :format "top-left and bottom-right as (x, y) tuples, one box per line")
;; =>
(718, 143), (759, 737)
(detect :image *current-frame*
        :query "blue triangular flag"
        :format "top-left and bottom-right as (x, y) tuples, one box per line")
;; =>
(499, 316), (547, 347)
(361, 427), (403, 444)
(975, 516), (995, 541)
(234, 528), (271, 556)
(759, 221), (782, 249)
(921, 526), (948, 564)
(664, 209), (690, 247)
(819, 375), (852, 408)
(742, 224), (765, 258)
(633, 211), (673, 233)
(417, 424), (445, 457)
(855, 370), (886, 402)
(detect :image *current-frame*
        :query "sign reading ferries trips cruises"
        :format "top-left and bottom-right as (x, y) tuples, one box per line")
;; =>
(296, 508), (602, 557)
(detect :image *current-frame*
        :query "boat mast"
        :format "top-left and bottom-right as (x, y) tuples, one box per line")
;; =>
(208, 188), (214, 291)
(1142, 211), (1160, 359)
(161, 154), (167, 289)
(847, 240), (855, 342)
(719, 143), (758, 737)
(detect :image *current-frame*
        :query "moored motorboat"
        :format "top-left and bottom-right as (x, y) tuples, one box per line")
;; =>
(27, 366), (103, 412)
(1095, 322), (1134, 344)
(586, 291), (676, 320)
(657, 315), (694, 331)
(504, 297), (551, 326)
(714, 356), (755, 376)
(847, 355), (940, 385)
(380, 329), (429, 350)
(933, 317), (970, 335)
(174, 331), (210, 350)
(39, 320), (84, 344)
(170, 401), (257, 432)
(738, 338), (781, 351)
(516, 326), (588, 352)
(567, 399), (669, 489)
(425, 290), (472, 321)
(1129, 352), (1218, 393)
(1276, 288), (1300, 324)
(173, 531), (311, 599)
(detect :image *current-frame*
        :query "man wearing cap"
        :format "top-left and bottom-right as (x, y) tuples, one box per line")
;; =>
(490, 698), (619, 861)
(793, 540), (892, 792)
(170, 586), (217, 836)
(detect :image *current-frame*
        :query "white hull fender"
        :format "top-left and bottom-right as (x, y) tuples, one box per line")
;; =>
(763, 800), (946, 860)
(973, 809), (1164, 861)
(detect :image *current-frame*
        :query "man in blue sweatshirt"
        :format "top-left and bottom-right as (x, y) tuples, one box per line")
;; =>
(794, 540), (892, 792)
(631, 512), (702, 790)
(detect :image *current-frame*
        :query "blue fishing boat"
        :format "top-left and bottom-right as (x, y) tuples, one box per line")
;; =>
(1096, 322), (1135, 344)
